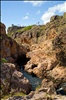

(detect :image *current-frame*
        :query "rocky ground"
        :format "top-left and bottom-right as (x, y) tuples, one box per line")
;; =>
(7, 92), (66, 100)
(0, 13), (66, 100)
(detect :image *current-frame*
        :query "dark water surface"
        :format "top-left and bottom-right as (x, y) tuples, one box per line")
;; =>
(20, 67), (66, 95)
(21, 67), (42, 90)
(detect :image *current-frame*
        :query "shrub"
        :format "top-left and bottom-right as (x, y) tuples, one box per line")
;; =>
(23, 25), (33, 31)
(7, 32), (14, 37)
(0, 36), (2, 39)
(1, 58), (7, 63)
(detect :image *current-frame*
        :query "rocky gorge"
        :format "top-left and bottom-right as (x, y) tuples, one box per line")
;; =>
(0, 13), (66, 100)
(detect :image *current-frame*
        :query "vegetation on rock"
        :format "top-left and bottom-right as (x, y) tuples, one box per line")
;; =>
(7, 13), (66, 45)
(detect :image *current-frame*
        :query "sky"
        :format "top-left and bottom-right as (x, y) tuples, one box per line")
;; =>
(1, 1), (66, 30)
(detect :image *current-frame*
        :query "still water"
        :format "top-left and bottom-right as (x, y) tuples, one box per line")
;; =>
(20, 67), (66, 95)
(20, 67), (42, 90)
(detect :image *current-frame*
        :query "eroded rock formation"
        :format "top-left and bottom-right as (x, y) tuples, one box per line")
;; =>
(1, 13), (66, 99)
(0, 22), (30, 63)
(0, 22), (6, 34)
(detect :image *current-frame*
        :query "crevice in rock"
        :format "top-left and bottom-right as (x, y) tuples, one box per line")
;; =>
(32, 64), (37, 69)
(15, 55), (42, 91)
(15, 54), (30, 66)
(57, 90), (66, 95)
(31, 72), (37, 77)
(56, 83), (66, 96)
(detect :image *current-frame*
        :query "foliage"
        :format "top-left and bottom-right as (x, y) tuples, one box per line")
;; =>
(35, 85), (41, 91)
(0, 36), (2, 39)
(16, 28), (24, 33)
(14, 92), (26, 96)
(1, 58), (7, 63)
(7, 32), (14, 37)
(23, 25), (33, 31)
(64, 12), (66, 18)
(7, 25), (33, 37)
(15, 25), (33, 33)
(1, 92), (26, 99)
(40, 25), (46, 31)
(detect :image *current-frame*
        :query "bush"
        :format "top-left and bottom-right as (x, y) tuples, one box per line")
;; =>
(0, 36), (2, 39)
(23, 25), (33, 31)
(7, 32), (14, 37)
(1, 58), (7, 63)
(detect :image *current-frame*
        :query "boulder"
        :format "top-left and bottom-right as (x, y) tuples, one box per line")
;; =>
(48, 65), (66, 83)
(1, 63), (16, 96)
(11, 70), (31, 94)
(41, 79), (56, 94)
(1, 63), (31, 97)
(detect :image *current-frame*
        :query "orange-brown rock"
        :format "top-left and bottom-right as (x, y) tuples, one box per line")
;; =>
(25, 37), (58, 78)
(48, 65), (66, 81)
(24, 19), (66, 76)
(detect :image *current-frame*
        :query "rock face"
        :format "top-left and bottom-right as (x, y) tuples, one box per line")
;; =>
(0, 22), (30, 63)
(7, 25), (24, 34)
(7, 13), (66, 45)
(1, 34), (18, 62)
(0, 22), (6, 34)
(1, 63), (31, 97)
(24, 28), (66, 91)
(53, 31), (66, 66)
(23, 14), (66, 96)
(24, 36), (58, 78)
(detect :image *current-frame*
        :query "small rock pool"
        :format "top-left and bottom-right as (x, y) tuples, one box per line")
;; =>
(20, 67), (42, 91)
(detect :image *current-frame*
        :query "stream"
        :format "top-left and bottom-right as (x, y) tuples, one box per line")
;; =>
(20, 67), (42, 91)
(20, 66), (66, 95)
